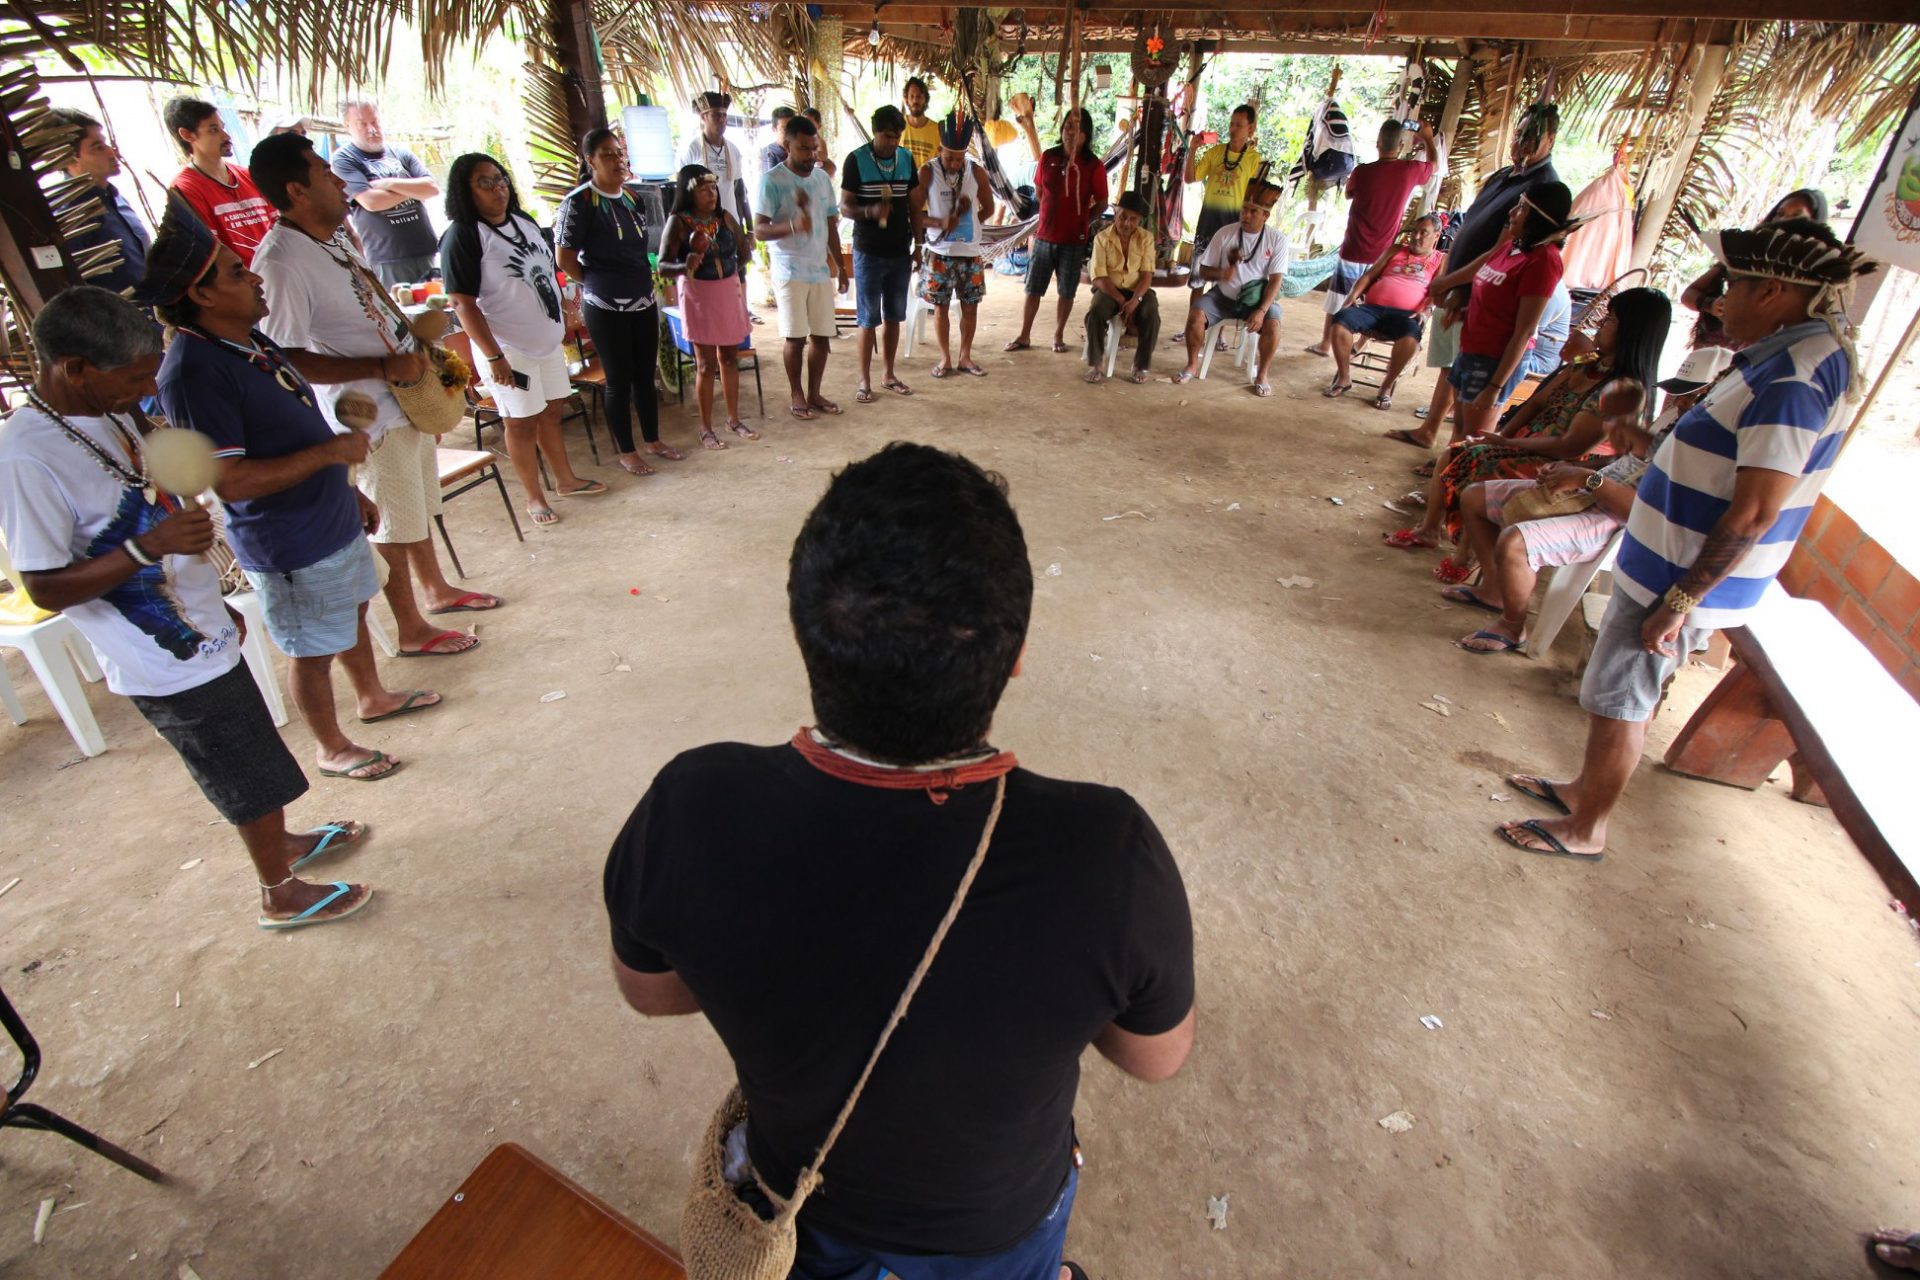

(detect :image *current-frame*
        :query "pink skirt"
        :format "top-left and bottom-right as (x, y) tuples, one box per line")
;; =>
(682, 273), (750, 348)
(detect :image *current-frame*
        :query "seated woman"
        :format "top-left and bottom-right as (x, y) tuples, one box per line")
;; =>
(1446, 372), (1705, 653)
(1323, 213), (1443, 410)
(1382, 285), (1670, 581)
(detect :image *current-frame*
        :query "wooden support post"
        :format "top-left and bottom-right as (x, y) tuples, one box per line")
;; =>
(1630, 41), (1729, 271)
(551, 0), (608, 140)
(1427, 52), (1471, 213)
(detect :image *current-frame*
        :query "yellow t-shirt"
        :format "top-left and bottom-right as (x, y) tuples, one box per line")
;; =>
(903, 119), (942, 170)
(1193, 143), (1263, 218)
(1091, 224), (1155, 291)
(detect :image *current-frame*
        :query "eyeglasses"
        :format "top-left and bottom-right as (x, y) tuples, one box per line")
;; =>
(474, 176), (510, 192)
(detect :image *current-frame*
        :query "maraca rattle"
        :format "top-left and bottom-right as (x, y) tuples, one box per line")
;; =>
(143, 427), (219, 507)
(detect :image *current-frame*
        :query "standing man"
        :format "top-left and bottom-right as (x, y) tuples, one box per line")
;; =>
(329, 97), (441, 288)
(1184, 104), (1262, 276)
(1006, 107), (1107, 356)
(800, 107), (837, 179)
(761, 105), (798, 175)
(911, 115), (995, 379)
(50, 108), (149, 294)
(681, 91), (752, 237)
(249, 132), (495, 656)
(1172, 177), (1289, 396)
(143, 202), (437, 783)
(755, 115), (848, 421)
(1417, 102), (1559, 435)
(1082, 191), (1160, 384)
(604, 442), (1194, 1280)
(900, 77), (942, 170)
(164, 96), (276, 266)
(0, 286), (373, 930)
(841, 105), (919, 403)
(1307, 117), (1437, 356)
(1499, 220), (1874, 862)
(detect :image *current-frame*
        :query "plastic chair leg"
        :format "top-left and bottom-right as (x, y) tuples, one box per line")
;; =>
(1198, 321), (1224, 379)
(0, 664), (24, 726)
(225, 591), (289, 729)
(1103, 318), (1122, 378)
(1525, 531), (1624, 660)
(14, 626), (105, 757)
(364, 609), (399, 659)
(64, 635), (103, 682)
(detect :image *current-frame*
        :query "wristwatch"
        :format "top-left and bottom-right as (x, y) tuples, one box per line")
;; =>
(1583, 472), (1605, 493)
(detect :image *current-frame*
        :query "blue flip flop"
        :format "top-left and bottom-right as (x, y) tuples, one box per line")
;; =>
(290, 820), (366, 871)
(258, 882), (373, 931)
(1497, 819), (1604, 863)
(1458, 629), (1522, 654)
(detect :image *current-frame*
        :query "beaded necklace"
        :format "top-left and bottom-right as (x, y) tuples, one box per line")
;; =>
(591, 183), (641, 241)
(25, 388), (149, 496)
(181, 327), (316, 408)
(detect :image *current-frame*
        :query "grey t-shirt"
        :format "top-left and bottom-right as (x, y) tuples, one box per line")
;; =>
(331, 143), (437, 266)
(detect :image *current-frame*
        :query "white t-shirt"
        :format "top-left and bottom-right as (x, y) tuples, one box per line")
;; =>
(439, 212), (566, 358)
(757, 163), (839, 284)
(922, 160), (986, 259)
(1199, 222), (1291, 296)
(253, 220), (415, 441)
(682, 134), (749, 222)
(0, 405), (240, 698)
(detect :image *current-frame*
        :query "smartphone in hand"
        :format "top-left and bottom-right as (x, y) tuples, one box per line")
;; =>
(510, 369), (531, 390)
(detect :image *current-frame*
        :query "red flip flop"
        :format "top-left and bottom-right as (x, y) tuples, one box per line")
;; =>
(428, 591), (503, 615)
(398, 629), (480, 657)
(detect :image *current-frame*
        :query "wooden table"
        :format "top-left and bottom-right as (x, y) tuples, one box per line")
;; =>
(379, 1142), (685, 1279)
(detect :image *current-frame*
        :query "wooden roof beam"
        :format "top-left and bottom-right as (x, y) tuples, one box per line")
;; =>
(813, 0), (1916, 24)
(833, 10), (1739, 47)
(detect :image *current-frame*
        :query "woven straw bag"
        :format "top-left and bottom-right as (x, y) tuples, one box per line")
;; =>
(1502, 482), (1595, 525)
(358, 274), (469, 436)
(679, 775), (1008, 1280)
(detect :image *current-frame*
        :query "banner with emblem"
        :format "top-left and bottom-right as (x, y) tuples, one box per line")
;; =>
(1852, 82), (1920, 275)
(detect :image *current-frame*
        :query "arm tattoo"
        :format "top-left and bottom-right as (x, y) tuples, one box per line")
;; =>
(1679, 524), (1761, 598)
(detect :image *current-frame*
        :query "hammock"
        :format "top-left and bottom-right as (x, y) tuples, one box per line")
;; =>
(1281, 251), (1341, 298)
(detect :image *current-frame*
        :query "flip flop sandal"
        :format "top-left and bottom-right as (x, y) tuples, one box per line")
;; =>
(1458, 628), (1522, 654)
(1497, 818), (1603, 862)
(556, 481), (609, 498)
(1414, 461), (1436, 478)
(1441, 586), (1502, 613)
(1432, 558), (1474, 585)
(317, 750), (403, 781)
(259, 882), (374, 931)
(1374, 392), (1394, 410)
(618, 457), (656, 477)
(648, 444), (686, 462)
(1129, 369), (1151, 383)
(1063, 1265), (1091, 1280)
(1084, 369), (1106, 384)
(1171, 370), (1196, 384)
(1868, 1229), (1920, 1273)
(1003, 339), (1031, 352)
(727, 419), (761, 439)
(789, 404), (817, 419)
(1383, 429), (1428, 448)
(883, 378), (913, 396)
(699, 429), (729, 450)
(1508, 775), (1573, 815)
(1414, 405), (1431, 419)
(359, 689), (442, 722)
(1252, 383), (1274, 397)
(930, 365), (954, 378)
(1304, 345), (1330, 356)
(1322, 381), (1351, 397)
(1382, 528), (1435, 550)
(959, 363), (988, 377)
(855, 387), (878, 404)
(809, 399), (844, 415)
(528, 505), (558, 526)
(290, 820), (367, 871)
(427, 590), (502, 614)
(398, 630), (477, 657)
(1051, 342), (1069, 353)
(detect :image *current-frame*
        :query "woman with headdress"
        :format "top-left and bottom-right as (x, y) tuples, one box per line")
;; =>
(440, 152), (608, 527)
(556, 127), (668, 476)
(661, 164), (757, 446)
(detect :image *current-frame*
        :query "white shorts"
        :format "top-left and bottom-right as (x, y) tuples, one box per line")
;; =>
(774, 279), (836, 340)
(480, 344), (573, 419)
(359, 424), (443, 545)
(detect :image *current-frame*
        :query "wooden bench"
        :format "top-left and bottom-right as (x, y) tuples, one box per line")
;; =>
(1665, 591), (1920, 904)
(379, 1142), (685, 1279)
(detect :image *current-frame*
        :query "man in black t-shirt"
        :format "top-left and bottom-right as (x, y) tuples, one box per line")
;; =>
(330, 97), (441, 286)
(840, 105), (920, 405)
(604, 443), (1195, 1280)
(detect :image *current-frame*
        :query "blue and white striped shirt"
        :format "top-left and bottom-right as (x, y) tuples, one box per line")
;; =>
(1615, 319), (1851, 630)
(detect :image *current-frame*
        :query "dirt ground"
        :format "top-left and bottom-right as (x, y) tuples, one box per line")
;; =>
(4, 286), (1919, 1280)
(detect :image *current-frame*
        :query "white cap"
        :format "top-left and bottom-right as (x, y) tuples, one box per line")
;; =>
(1658, 344), (1734, 393)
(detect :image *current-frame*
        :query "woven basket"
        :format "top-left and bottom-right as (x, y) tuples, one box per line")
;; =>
(389, 347), (468, 436)
(680, 1086), (802, 1280)
(1502, 483), (1596, 525)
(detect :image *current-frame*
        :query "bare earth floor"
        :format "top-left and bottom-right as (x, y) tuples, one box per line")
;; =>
(3, 288), (1918, 1279)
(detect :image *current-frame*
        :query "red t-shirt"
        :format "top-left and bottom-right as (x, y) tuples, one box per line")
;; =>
(1461, 242), (1564, 358)
(171, 164), (277, 267)
(1339, 157), (1436, 263)
(1033, 147), (1109, 246)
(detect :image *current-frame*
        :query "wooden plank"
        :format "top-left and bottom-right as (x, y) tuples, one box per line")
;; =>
(810, 0), (1912, 23)
(838, 11), (1739, 47)
(378, 1143), (685, 1280)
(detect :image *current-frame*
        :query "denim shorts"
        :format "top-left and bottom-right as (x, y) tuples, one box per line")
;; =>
(1025, 239), (1087, 298)
(853, 252), (912, 328)
(789, 1166), (1078, 1280)
(1332, 302), (1423, 343)
(1447, 352), (1503, 403)
(245, 535), (379, 659)
(1579, 591), (1710, 722)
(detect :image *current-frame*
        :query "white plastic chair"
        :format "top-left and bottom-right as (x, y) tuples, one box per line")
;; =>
(0, 534), (107, 757)
(1197, 318), (1256, 380)
(900, 283), (935, 360)
(223, 590), (288, 727)
(1525, 528), (1626, 660)
(1083, 314), (1122, 379)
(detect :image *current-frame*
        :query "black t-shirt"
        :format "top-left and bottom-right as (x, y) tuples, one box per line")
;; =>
(330, 142), (438, 265)
(553, 181), (655, 312)
(603, 742), (1194, 1256)
(840, 145), (917, 258)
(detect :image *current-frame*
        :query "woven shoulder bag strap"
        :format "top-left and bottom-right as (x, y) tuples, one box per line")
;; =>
(774, 773), (1008, 1222)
